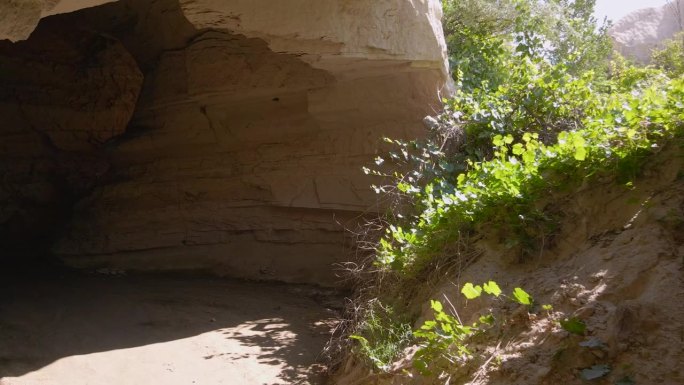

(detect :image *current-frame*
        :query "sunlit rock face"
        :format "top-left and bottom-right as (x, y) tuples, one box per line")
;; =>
(0, 0), (117, 42)
(611, 0), (684, 64)
(0, 0), (448, 285)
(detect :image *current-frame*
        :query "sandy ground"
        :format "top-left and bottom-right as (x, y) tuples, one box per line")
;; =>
(0, 273), (339, 385)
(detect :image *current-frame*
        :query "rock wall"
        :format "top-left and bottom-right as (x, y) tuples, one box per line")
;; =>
(0, 0), (448, 285)
(0, 17), (142, 260)
(611, 0), (683, 64)
(0, 0), (117, 42)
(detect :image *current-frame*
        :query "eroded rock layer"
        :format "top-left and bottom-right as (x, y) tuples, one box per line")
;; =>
(0, 17), (142, 260)
(0, 0), (448, 285)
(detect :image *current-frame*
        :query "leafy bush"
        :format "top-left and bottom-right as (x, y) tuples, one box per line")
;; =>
(375, 72), (684, 273)
(369, 0), (684, 275)
(413, 282), (534, 376)
(652, 31), (684, 77)
(349, 0), (684, 377)
(442, 0), (612, 91)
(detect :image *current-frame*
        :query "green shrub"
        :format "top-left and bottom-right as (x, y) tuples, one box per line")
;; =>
(652, 31), (684, 77)
(349, 300), (413, 371)
(375, 73), (683, 274)
(349, 0), (684, 377)
(413, 282), (534, 376)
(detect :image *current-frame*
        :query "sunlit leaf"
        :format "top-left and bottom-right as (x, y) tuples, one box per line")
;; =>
(431, 300), (443, 313)
(483, 281), (502, 297)
(349, 334), (369, 345)
(512, 143), (525, 155)
(461, 283), (483, 299)
(479, 314), (495, 325)
(512, 287), (532, 305)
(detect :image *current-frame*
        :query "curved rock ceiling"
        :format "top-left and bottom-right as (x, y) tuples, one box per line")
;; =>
(0, 0), (448, 285)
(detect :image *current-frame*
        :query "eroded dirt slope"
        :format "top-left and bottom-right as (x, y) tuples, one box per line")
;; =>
(334, 146), (684, 385)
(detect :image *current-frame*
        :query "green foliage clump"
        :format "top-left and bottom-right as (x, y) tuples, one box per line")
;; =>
(349, 301), (413, 371)
(350, 0), (684, 377)
(442, 0), (612, 91)
(371, 1), (684, 275)
(413, 282), (535, 376)
(349, 281), (537, 375)
(652, 31), (684, 77)
(375, 71), (684, 273)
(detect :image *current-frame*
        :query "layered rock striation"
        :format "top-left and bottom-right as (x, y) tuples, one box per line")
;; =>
(0, 0), (448, 285)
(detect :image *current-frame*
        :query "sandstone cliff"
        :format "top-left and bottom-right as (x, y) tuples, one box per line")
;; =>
(611, 0), (683, 63)
(0, 0), (449, 285)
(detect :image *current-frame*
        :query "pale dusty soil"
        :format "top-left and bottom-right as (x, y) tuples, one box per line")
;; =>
(0, 274), (339, 385)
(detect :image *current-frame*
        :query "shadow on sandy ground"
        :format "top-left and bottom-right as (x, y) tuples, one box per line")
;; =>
(0, 271), (340, 384)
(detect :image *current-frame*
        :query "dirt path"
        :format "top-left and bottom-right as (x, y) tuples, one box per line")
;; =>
(0, 274), (339, 385)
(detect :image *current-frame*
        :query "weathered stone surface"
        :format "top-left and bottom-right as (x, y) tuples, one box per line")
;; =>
(611, 0), (683, 64)
(178, 0), (449, 76)
(0, 0), (116, 42)
(0, 18), (143, 259)
(1, 0), (448, 285)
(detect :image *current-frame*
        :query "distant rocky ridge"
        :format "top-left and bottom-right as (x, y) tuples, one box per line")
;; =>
(611, 0), (683, 63)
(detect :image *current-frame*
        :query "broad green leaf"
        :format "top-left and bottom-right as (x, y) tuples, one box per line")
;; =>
(441, 322), (453, 334)
(479, 314), (495, 325)
(560, 317), (586, 335)
(461, 283), (483, 299)
(435, 310), (453, 323)
(626, 128), (637, 139)
(397, 182), (411, 193)
(574, 146), (587, 161)
(512, 287), (532, 305)
(457, 173), (466, 185)
(431, 300), (443, 313)
(512, 143), (524, 155)
(483, 281), (502, 297)
(420, 320), (437, 330)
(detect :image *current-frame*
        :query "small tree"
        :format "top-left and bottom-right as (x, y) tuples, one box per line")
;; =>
(542, 0), (613, 75)
(651, 31), (684, 77)
(441, 0), (612, 91)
